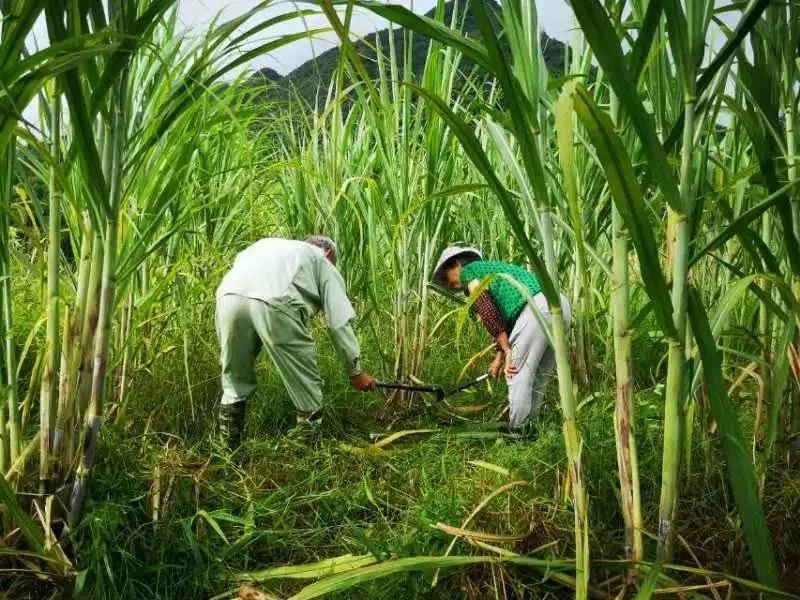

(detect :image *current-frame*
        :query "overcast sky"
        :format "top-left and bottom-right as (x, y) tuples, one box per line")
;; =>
(22, 1), (573, 124)
(175, 1), (575, 76)
(25, 1), (740, 122)
(27, 1), (745, 79)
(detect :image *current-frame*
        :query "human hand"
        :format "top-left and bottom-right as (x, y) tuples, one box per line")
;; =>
(488, 353), (504, 378)
(350, 372), (376, 391)
(504, 353), (519, 378)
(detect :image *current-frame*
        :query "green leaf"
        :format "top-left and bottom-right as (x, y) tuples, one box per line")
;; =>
(570, 83), (677, 340)
(555, 82), (579, 228)
(662, 0), (692, 92)
(405, 82), (559, 305)
(239, 554), (379, 582)
(763, 317), (797, 472)
(288, 555), (573, 600)
(690, 178), (800, 267)
(320, 0), (492, 72)
(628, 0), (663, 83)
(662, 0), (772, 152)
(687, 287), (780, 589)
(703, 273), (797, 350)
(0, 475), (46, 555)
(568, 0), (683, 213)
(0, 1), (46, 69)
(467, 0), (550, 215)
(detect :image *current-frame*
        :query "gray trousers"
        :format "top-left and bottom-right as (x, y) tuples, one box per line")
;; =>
(506, 294), (571, 429)
(216, 294), (323, 412)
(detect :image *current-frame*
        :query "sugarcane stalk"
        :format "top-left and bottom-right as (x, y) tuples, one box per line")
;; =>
(21, 347), (44, 435)
(39, 87), (62, 493)
(540, 209), (588, 598)
(68, 75), (125, 527)
(611, 197), (643, 562)
(115, 288), (136, 423)
(0, 404), (6, 475)
(755, 212), (773, 461)
(609, 92), (643, 566)
(411, 239), (433, 378)
(786, 13), (799, 291)
(52, 305), (71, 486)
(68, 221), (118, 528)
(76, 233), (103, 417)
(657, 98), (696, 561)
(785, 66), (800, 463)
(0, 144), (21, 468)
(682, 320), (696, 479)
(54, 225), (92, 478)
(5, 432), (40, 485)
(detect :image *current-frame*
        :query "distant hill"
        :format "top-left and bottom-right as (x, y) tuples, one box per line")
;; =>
(249, 1), (569, 109)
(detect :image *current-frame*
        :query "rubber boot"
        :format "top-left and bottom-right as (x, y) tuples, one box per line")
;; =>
(218, 402), (246, 450)
(498, 420), (537, 442)
(295, 409), (323, 428)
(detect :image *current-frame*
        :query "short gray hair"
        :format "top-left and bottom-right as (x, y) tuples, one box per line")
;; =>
(305, 235), (337, 256)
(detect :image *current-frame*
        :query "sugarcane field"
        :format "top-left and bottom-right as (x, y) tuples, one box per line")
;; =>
(2, 0), (800, 598)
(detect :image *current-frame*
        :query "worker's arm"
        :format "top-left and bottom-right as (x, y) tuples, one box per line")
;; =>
(466, 280), (510, 350)
(317, 259), (371, 385)
(467, 280), (517, 377)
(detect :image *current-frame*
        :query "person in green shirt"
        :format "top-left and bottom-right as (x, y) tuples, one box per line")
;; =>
(215, 236), (375, 448)
(432, 245), (571, 435)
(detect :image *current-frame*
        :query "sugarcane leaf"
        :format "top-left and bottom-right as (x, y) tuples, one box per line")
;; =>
(208, 28), (330, 84)
(145, 28), (329, 154)
(0, 1), (46, 68)
(690, 178), (800, 267)
(734, 58), (800, 276)
(467, 0), (550, 213)
(0, 474), (46, 555)
(763, 317), (797, 469)
(555, 82), (579, 233)
(503, 0), (542, 116)
(662, 0), (772, 152)
(239, 554), (379, 582)
(704, 254), (787, 320)
(628, 0), (663, 83)
(288, 555), (573, 600)
(85, 0), (178, 117)
(319, 0), (492, 72)
(568, 0), (683, 213)
(687, 288), (780, 588)
(708, 274), (797, 341)
(0, 33), (116, 156)
(634, 560), (663, 600)
(697, 0), (771, 95)
(405, 82), (559, 304)
(226, 8), (320, 49)
(662, 0), (691, 90)
(570, 83), (677, 340)
(44, 4), (109, 215)
(371, 429), (438, 450)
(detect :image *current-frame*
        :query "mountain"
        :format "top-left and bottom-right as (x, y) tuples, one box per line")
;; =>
(249, 1), (569, 109)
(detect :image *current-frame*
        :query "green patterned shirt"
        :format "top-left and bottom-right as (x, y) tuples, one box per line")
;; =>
(460, 261), (542, 325)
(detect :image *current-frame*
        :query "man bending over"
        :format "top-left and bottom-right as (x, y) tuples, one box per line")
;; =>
(215, 236), (375, 448)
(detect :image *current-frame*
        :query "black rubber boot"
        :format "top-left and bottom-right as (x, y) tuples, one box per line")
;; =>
(295, 409), (323, 428)
(498, 421), (537, 442)
(218, 402), (246, 450)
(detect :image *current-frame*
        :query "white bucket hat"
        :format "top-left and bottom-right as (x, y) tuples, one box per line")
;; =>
(431, 245), (482, 285)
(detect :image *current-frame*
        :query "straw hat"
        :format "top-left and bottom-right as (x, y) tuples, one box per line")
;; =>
(431, 245), (482, 285)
